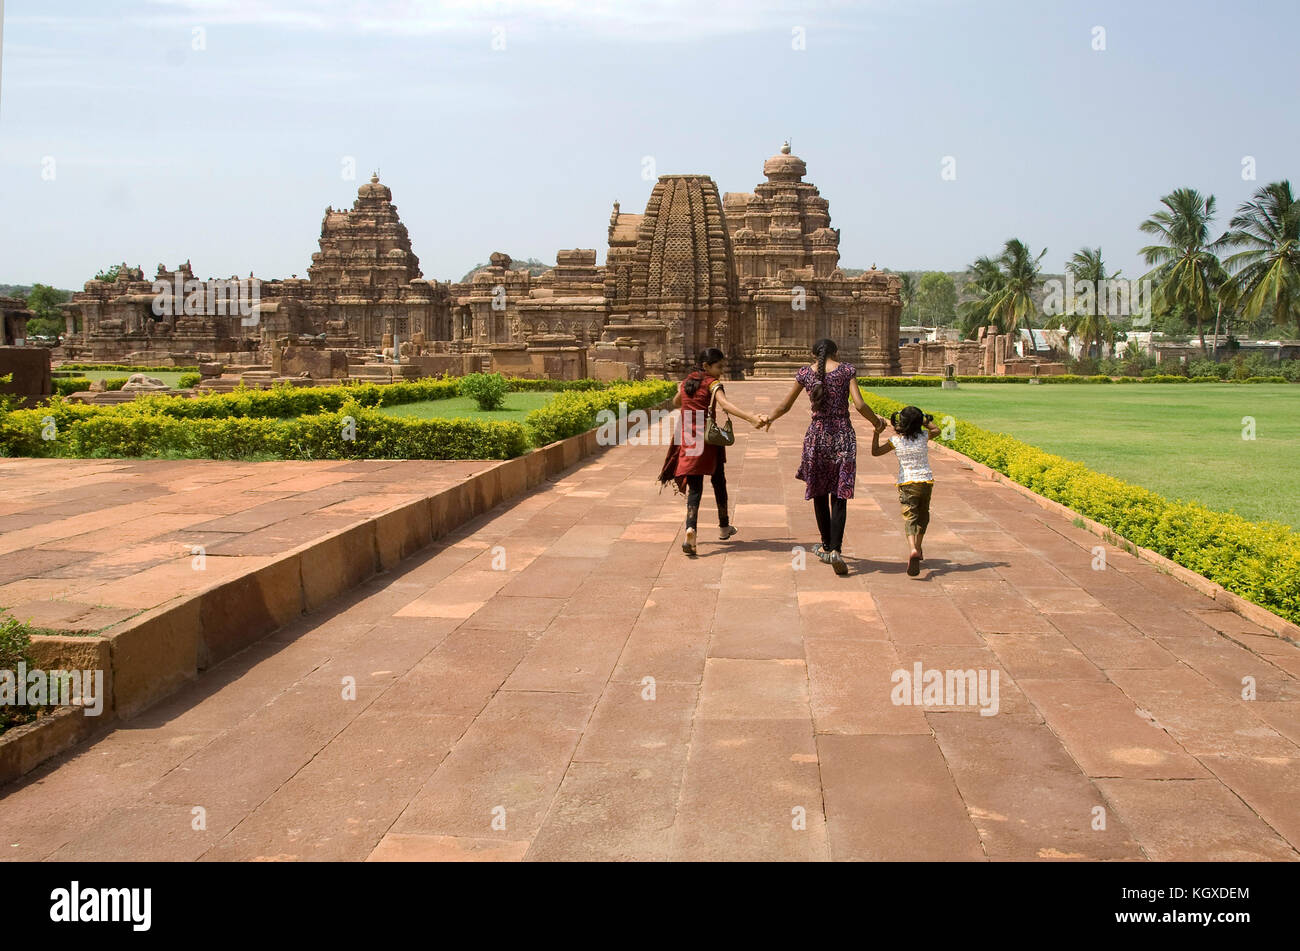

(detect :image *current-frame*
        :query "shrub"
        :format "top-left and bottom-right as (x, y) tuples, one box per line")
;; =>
(0, 376), (660, 459)
(507, 378), (601, 392)
(458, 372), (510, 410)
(47, 407), (530, 461)
(526, 380), (677, 445)
(0, 612), (45, 735)
(177, 372), (201, 389)
(859, 388), (1300, 625)
(56, 363), (200, 373)
(103, 377), (129, 391)
(52, 377), (92, 397)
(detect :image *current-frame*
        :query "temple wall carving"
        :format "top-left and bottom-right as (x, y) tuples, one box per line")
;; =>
(64, 150), (903, 378)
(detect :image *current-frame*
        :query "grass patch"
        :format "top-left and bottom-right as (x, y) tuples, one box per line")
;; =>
(866, 382), (1300, 529)
(74, 369), (190, 388)
(373, 392), (554, 423)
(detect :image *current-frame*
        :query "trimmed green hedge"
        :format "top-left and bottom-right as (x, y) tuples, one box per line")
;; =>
(56, 363), (200, 373)
(51, 376), (130, 396)
(525, 380), (677, 445)
(507, 378), (602, 392)
(56, 406), (529, 461)
(1, 378), (674, 461)
(862, 389), (1300, 625)
(52, 377), (92, 397)
(177, 372), (201, 389)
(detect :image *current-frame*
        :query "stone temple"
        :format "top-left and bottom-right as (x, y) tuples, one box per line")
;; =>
(60, 146), (902, 380)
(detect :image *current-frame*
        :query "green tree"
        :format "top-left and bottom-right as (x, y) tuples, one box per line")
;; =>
(914, 272), (958, 326)
(1139, 188), (1228, 353)
(958, 255), (1005, 338)
(898, 272), (917, 322)
(1064, 247), (1118, 359)
(1216, 180), (1300, 338)
(24, 283), (70, 337)
(959, 240), (1045, 338)
(94, 264), (122, 283)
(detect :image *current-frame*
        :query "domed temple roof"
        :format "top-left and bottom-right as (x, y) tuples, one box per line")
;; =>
(762, 141), (807, 182)
(357, 172), (392, 201)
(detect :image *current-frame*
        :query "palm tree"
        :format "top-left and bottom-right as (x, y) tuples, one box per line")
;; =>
(957, 255), (1005, 339)
(1064, 247), (1118, 359)
(896, 271), (917, 324)
(1139, 188), (1228, 352)
(1215, 180), (1300, 338)
(976, 239), (1047, 341)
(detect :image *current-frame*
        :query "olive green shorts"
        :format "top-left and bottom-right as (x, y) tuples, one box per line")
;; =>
(897, 481), (933, 537)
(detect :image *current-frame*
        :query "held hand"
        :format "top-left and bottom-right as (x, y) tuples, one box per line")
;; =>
(873, 417), (887, 433)
(753, 414), (769, 430)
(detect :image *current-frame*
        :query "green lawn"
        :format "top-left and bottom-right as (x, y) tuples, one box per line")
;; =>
(372, 391), (554, 423)
(863, 383), (1300, 529)
(71, 369), (191, 388)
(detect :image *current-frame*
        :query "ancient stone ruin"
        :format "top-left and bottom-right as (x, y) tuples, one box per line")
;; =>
(59, 148), (905, 381)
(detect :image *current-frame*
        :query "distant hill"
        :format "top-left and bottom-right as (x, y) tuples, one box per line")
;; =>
(458, 257), (551, 283)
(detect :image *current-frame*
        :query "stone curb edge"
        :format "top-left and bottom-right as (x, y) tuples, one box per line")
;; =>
(0, 399), (673, 788)
(930, 441), (1300, 645)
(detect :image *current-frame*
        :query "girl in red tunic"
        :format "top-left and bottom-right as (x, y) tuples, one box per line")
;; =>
(658, 347), (767, 555)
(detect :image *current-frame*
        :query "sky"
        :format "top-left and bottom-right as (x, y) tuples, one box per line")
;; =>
(1, 0), (1297, 290)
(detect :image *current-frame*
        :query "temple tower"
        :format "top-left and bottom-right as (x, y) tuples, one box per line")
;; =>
(604, 174), (741, 377)
(306, 173), (442, 344)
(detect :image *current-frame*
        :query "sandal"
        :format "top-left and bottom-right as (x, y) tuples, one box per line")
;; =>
(682, 527), (697, 556)
(830, 551), (848, 576)
(907, 553), (922, 576)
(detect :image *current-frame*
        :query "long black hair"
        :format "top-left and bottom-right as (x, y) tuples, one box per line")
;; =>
(890, 405), (934, 439)
(809, 338), (838, 411)
(683, 347), (726, 397)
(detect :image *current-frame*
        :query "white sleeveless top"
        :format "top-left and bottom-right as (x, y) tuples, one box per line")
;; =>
(891, 432), (933, 484)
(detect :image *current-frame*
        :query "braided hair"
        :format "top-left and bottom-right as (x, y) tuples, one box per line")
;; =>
(683, 346), (726, 397)
(890, 405), (934, 439)
(809, 338), (838, 411)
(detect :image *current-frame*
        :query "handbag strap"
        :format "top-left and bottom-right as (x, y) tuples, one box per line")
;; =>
(707, 381), (726, 420)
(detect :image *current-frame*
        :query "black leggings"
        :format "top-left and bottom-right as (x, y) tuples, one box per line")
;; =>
(685, 459), (729, 530)
(812, 493), (847, 552)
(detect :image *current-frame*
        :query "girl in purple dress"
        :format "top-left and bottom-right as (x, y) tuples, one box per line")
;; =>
(761, 339), (885, 575)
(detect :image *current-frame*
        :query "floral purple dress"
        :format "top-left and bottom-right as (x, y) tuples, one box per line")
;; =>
(795, 363), (856, 500)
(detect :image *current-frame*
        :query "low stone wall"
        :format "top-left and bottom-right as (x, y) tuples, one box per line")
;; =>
(0, 404), (669, 787)
(0, 346), (52, 407)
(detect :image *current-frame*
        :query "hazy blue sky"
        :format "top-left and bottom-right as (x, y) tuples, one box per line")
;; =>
(2, 0), (1297, 289)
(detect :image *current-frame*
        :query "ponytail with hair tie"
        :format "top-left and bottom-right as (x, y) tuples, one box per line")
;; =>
(809, 338), (838, 412)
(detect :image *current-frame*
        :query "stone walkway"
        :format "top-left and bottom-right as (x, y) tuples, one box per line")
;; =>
(2, 381), (1298, 861)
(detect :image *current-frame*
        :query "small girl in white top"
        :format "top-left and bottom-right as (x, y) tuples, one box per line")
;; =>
(871, 405), (941, 577)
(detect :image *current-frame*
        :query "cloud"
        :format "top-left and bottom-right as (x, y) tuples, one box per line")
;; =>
(126, 0), (880, 40)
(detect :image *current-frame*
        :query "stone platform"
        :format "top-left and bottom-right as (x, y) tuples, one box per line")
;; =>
(1, 382), (1298, 861)
(0, 457), (491, 636)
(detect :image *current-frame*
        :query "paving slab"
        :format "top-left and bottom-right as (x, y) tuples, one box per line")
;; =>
(4, 382), (1297, 861)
